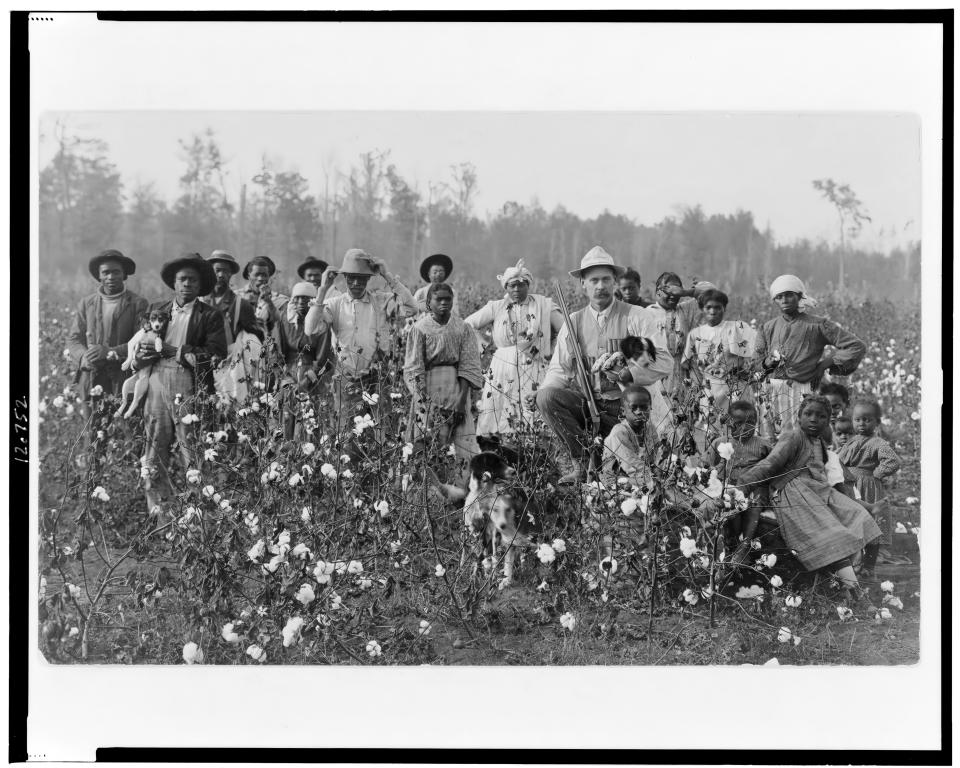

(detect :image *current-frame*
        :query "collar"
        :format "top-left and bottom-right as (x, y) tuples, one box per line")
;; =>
(172, 298), (197, 315)
(347, 291), (372, 305)
(211, 287), (234, 303)
(99, 287), (126, 301)
(589, 303), (613, 322)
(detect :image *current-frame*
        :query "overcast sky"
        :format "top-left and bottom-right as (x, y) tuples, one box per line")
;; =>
(39, 111), (920, 252)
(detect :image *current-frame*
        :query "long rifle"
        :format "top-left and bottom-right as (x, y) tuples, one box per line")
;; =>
(553, 282), (601, 435)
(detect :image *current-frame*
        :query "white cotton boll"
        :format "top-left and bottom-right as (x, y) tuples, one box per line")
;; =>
(201, 485), (215, 498)
(295, 582), (316, 606)
(620, 497), (639, 516)
(776, 627), (793, 643)
(735, 585), (764, 600)
(247, 539), (266, 562)
(679, 537), (698, 558)
(418, 620), (432, 636)
(347, 560), (364, 575)
(785, 595), (802, 608)
(599, 556), (618, 575)
(716, 442), (735, 461)
(374, 500), (390, 518)
(291, 543), (311, 559)
(68, 626), (79, 638)
(288, 472), (303, 487)
(246, 644), (266, 662)
(320, 463), (337, 479)
(875, 607), (893, 621)
(894, 522), (908, 534)
(536, 543), (556, 564)
(836, 606), (854, 621)
(682, 588), (698, 605)
(366, 639), (382, 657)
(435, 563), (446, 577)
(559, 612), (576, 631)
(221, 623), (240, 644)
(880, 580), (895, 593)
(551, 538), (566, 554)
(770, 575), (783, 588)
(301, 442), (315, 456)
(759, 554), (777, 569)
(182, 641), (204, 664)
(301, 507), (312, 522)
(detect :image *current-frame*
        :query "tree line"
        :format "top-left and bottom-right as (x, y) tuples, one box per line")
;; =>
(39, 123), (921, 301)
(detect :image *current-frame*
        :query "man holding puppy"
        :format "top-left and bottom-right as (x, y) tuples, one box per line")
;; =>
(532, 246), (673, 483)
(134, 254), (226, 511)
(304, 248), (417, 418)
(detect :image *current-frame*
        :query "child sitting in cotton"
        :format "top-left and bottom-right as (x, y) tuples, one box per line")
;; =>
(600, 384), (661, 487)
(704, 400), (772, 565)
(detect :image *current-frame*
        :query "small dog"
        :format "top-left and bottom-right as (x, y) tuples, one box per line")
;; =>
(461, 452), (539, 588)
(590, 335), (658, 384)
(115, 309), (169, 419)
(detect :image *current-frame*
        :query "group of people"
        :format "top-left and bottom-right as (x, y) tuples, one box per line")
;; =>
(68, 243), (904, 596)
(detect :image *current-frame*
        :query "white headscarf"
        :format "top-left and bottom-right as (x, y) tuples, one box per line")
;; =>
(497, 259), (533, 289)
(769, 274), (818, 309)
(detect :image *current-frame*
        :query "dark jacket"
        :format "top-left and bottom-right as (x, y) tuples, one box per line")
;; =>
(202, 289), (264, 345)
(141, 298), (228, 391)
(67, 289), (150, 378)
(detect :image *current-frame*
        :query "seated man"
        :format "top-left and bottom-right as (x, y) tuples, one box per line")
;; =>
(532, 246), (672, 483)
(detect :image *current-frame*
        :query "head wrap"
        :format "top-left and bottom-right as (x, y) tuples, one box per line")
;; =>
(497, 259), (534, 289)
(769, 274), (818, 310)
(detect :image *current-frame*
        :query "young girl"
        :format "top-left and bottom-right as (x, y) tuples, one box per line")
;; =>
(681, 288), (757, 444)
(838, 398), (901, 561)
(704, 400), (771, 564)
(735, 395), (882, 595)
(404, 283), (482, 462)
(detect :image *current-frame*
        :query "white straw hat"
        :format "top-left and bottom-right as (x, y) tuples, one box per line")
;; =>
(568, 246), (626, 279)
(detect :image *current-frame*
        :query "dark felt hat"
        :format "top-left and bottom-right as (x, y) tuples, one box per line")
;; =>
(208, 250), (240, 274)
(161, 253), (217, 296)
(88, 249), (136, 280)
(296, 256), (329, 279)
(419, 253), (453, 283)
(242, 256), (277, 280)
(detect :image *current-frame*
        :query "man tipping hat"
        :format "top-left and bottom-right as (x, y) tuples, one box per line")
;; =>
(304, 248), (417, 417)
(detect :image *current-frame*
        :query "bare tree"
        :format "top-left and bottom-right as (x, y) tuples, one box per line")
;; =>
(812, 178), (872, 292)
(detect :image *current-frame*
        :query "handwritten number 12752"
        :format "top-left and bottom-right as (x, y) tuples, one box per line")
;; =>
(13, 396), (28, 463)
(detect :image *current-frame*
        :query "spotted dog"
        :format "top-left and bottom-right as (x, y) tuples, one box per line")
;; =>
(461, 452), (539, 588)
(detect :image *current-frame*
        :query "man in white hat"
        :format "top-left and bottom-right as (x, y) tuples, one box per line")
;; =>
(305, 248), (416, 418)
(756, 274), (865, 438)
(534, 246), (673, 483)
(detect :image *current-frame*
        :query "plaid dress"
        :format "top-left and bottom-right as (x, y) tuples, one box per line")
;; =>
(738, 430), (882, 571)
(837, 434), (901, 503)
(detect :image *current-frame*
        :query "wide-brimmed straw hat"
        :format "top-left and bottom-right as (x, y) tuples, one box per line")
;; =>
(296, 256), (329, 278)
(568, 246), (626, 280)
(419, 253), (453, 282)
(335, 248), (377, 276)
(161, 253), (217, 296)
(207, 250), (240, 274)
(242, 256), (277, 280)
(88, 249), (136, 280)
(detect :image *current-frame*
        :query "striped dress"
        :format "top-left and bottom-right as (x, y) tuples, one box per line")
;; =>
(837, 434), (901, 503)
(737, 430), (882, 571)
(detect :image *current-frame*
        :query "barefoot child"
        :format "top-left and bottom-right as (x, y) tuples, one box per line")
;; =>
(838, 398), (902, 564)
(704, 400), (771, 564)
(735, 395), (882, 595)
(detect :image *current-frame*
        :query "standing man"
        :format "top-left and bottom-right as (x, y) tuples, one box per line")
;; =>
(297, 256), (329, 290)
(203, 250), (263, 345)
(304, 248), (417, 420)
(533, 247), (672, 483)
(238, 256), (289, 345)
(67, 249), (149, 458)
(756, 274), (866, 438)
(134, 254), (226, 511)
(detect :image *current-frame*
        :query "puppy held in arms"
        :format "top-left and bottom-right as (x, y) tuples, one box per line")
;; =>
(461, 452), (540, 589)
(591, 335), (658, 386)
(115, 309), (169, 419)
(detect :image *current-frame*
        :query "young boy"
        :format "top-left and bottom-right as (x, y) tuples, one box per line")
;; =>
(819, 381), (851, 426)
(832, 415), (854, 450)
(616, 269), (651, 308)
(601, 384), (661, 486)
(704, 400), (772, 564)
